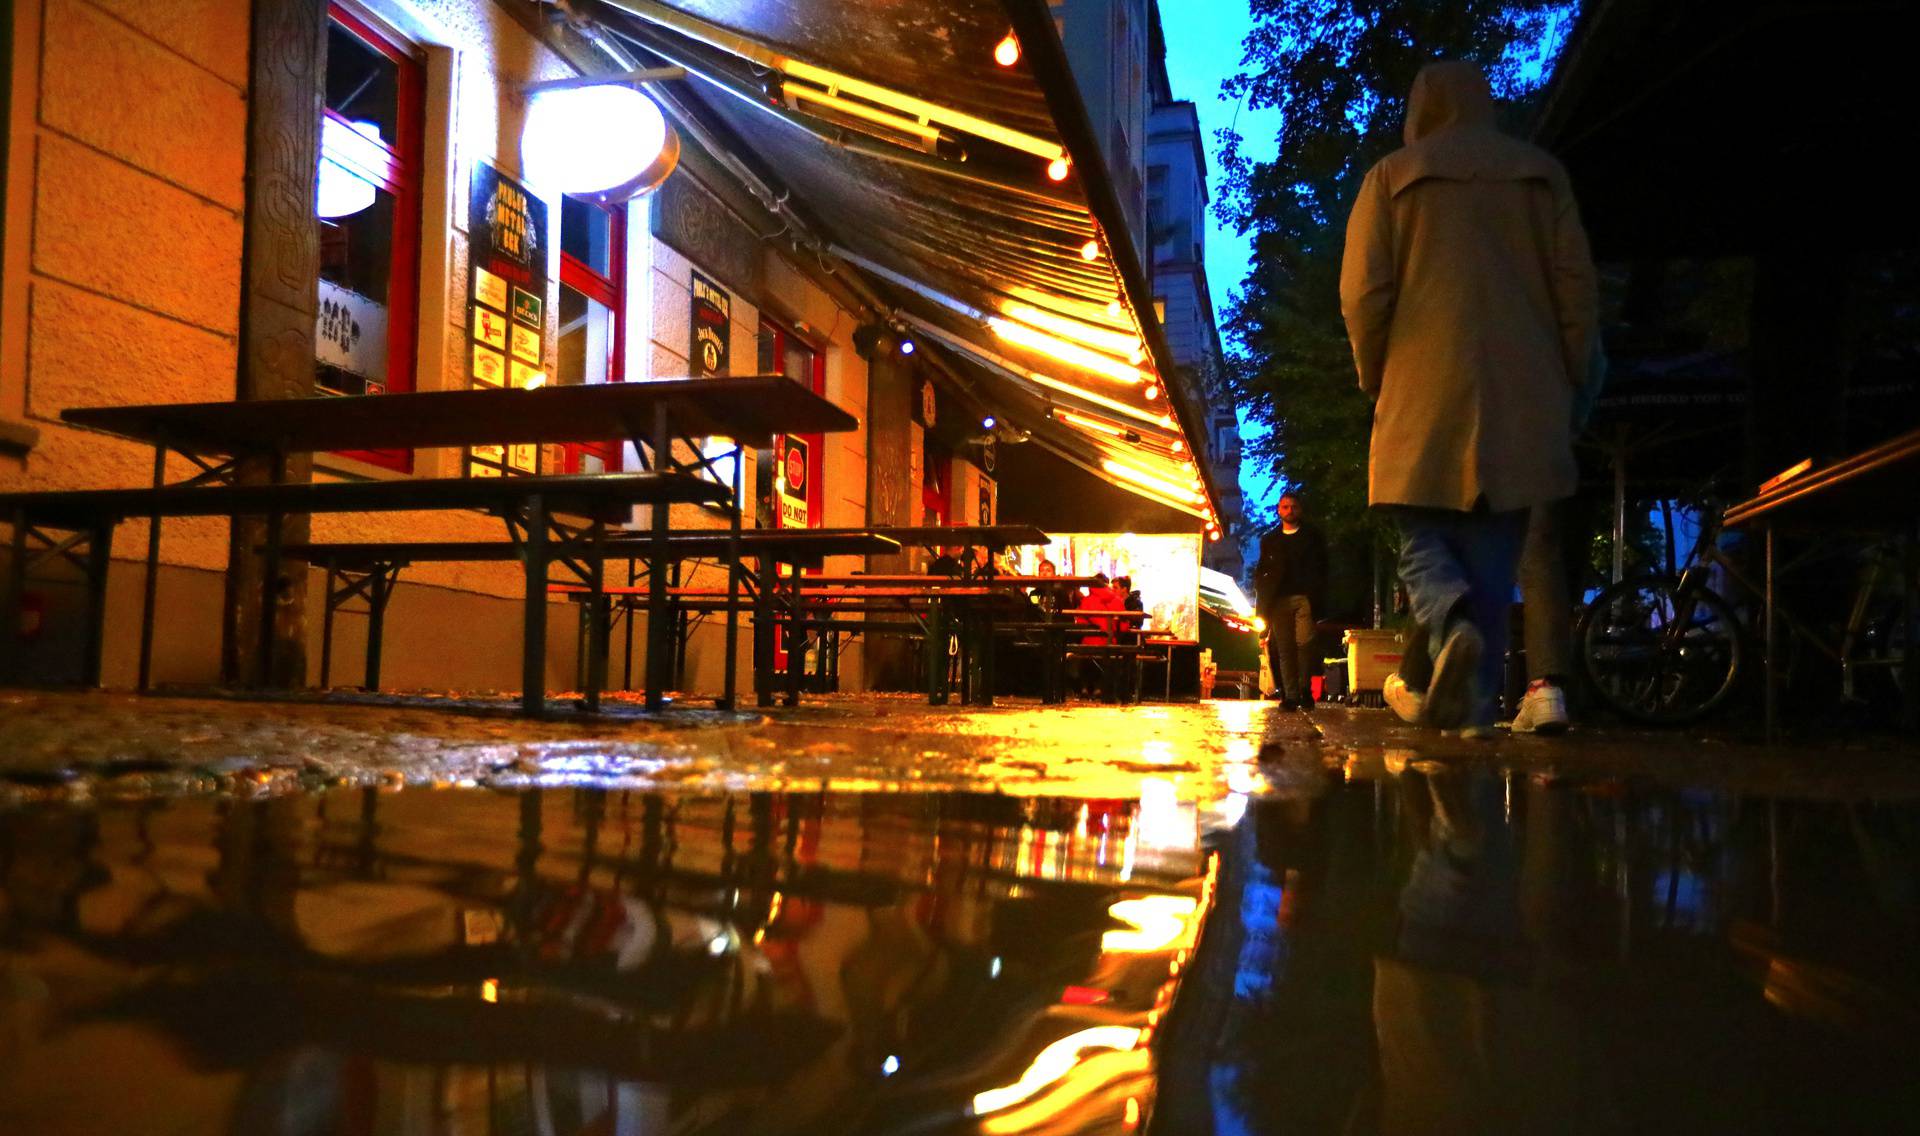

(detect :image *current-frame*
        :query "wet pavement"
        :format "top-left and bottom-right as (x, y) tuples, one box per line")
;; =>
(1, 691), (1918, 1133)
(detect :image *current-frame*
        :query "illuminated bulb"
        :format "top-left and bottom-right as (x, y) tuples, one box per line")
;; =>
(994, 32), (1021, 67)
(1158, 414), (1174, 427)
(1128, 349), (1145, 365)
(883, 1054), (902, 1076)
(899, 338), (916, 355)
(1208, 529), (1222, 542)
(1106, 300), (1123, 318)
(1080, 239), (1100, 261)
(982, 415), (997, 429)
(1171, 439), (1185, 453)
(1047, 156), (1070, 181)
(1144, 385), (1160, 401)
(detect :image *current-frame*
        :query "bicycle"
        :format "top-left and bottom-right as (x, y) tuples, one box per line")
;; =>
(1576, 509), (1910, 725)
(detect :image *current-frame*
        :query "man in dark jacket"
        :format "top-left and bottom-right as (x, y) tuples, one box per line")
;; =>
(1254, 493), (1329, 708)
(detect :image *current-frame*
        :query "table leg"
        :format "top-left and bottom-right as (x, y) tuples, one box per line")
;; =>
(256, 448), (288, 688)
(784, 570), (802, 707)
(644, 404), (671, 712)
(753, 557), (774, 707)
(978, 608), (997, 707)
(365, 564), (395, 693)
(925, 600), (947, 706)
(586, 519), (607, 713)
(720, 450), (743, 711)
(138, 442), (165, 692)
(81, 519), (113, 687)
(319, 560), (337, 689)
(521, 496), (550, 718)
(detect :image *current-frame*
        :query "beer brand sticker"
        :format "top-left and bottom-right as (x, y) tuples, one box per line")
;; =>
(777, 435), (809, 528)
(469, 459), (502, 478)
(689, 270), (731, 377)
(471, 344), (506, 387)
(511, 324), (542, 364)
(473, 306), (508, 350)
(509, 359), (545, 389)
(511, 287), (544, 327)
(473, 267), (508, 312)
(509, 443), (537, 472)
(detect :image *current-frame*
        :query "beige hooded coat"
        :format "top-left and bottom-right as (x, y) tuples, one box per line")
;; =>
(1341, 62), (1598, 512)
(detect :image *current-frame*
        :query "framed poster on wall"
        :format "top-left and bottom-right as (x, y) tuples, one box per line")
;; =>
(465, 159), (548, 477)
(691, 271), (731, 377)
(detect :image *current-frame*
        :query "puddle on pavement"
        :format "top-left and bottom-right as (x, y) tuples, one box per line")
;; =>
(1160, 760), (1920, 1136)
(3, 753), (1918, 1135)
(0, 784), (1209, 1134)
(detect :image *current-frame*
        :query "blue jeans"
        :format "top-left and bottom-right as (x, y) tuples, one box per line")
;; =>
(1391, 506), (1526, 726)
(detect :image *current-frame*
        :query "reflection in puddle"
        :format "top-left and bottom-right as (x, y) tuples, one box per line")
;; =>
(0, 787), (1209, 1134)
(1161, 764), (1920, 1136)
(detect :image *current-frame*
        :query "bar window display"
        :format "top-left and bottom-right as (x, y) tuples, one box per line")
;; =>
(314, 6), (422, 450)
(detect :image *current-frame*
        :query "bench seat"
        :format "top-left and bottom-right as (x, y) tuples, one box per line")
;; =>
(0, 471), (729, 528)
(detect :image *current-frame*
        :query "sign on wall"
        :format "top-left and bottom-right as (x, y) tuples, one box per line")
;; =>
(466, 160), (549, 476)
(978, 476), (994, 526)
(777, 435), (810, 528)
(316, 279), (388, 385)
(690, 270), (731, 377)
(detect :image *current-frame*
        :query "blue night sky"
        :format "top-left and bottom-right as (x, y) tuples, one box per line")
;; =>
(1158, 6), (1281, 516)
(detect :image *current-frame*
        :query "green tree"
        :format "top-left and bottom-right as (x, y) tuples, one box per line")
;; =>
(1219, 1), (1578, 554)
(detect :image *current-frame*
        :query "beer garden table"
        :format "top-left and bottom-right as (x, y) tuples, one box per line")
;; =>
(6, 378), (855, 714)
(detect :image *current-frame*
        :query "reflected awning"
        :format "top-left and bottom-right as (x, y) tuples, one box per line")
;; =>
(567, 0), (1221, 524)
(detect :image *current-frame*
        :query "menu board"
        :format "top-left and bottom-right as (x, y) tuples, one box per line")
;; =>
(465, 160), (549, 477)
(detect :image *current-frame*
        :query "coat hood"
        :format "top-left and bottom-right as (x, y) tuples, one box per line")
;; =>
(1403, 62), (1496, 144)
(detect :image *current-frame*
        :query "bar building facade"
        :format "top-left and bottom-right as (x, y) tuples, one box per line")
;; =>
(0, 0), (1234, 696)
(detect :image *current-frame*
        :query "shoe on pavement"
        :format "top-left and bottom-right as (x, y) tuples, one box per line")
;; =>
(1510, 682), (1571, 735)
(1383, 672), (1424, 724)
(1421, 622), (1484, 730)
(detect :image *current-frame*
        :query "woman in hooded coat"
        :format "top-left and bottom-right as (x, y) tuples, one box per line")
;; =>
(1339, 61), (1599, 733)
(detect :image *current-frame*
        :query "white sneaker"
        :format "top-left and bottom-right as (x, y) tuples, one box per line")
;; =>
(1383, 672), (1424, 724)
(1510, 683), (1571, 735)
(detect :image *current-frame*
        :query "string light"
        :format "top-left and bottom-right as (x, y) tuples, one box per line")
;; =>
(1079, 239), (1100, 261)
(1047, 156), (1070, 181)
(994, 32), (1021, 67)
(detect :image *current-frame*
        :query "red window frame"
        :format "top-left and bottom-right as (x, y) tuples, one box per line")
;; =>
(322, 4), (423, 473)
(761, 318), (825, 529)
(557, 196), (626, 473)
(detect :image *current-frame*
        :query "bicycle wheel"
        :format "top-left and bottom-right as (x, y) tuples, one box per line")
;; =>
(1578, 575), (1745, 725)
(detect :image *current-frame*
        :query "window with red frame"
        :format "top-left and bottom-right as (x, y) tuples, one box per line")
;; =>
(757, 319), (825, 528)
(315, 6), (422, 471)
(554, 194), (625, 474)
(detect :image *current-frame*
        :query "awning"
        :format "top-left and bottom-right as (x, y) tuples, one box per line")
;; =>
(564, 0), (1222, 525)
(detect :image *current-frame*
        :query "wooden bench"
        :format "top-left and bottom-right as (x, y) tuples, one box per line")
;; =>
(1, 472), (725, 701)
(281, 530), (897, 695)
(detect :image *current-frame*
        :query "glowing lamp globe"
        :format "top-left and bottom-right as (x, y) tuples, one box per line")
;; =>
(522, 84), (679, 204)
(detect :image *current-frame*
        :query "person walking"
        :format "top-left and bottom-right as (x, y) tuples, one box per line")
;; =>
(1254, 493), (1329, 709)
(1510, 342), (1608, 734)
(1341, 60), (1598, 736)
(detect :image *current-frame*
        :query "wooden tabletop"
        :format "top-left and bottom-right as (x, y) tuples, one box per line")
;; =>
(60, 377), (857, 457)
(789, 574), (1098, 587)
(805, 525), (1051, 547)
(1723, 426), (1920, 529)
(281, 531), (900, 567)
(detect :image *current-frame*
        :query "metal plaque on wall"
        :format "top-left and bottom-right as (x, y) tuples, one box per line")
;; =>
(691, 271), (731, 377)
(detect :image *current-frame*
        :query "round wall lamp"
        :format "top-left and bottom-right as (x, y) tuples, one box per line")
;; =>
(522, 82), (680, 204)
